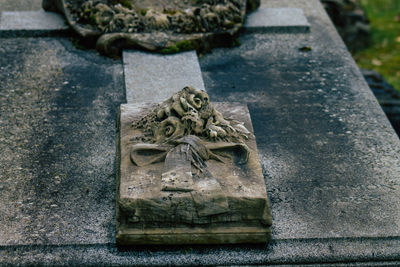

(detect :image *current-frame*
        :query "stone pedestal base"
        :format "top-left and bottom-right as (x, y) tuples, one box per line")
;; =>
(117, 102), (271, 245)
(117, 226), (270, 245)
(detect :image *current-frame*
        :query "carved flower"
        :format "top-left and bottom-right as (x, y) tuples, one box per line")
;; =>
(131, 86), (251, 145)
(182, 108), (204, 135)
(144, 10), (170, 30)
(93, 4), (115, 30)
(184, 86), (209, 110)
(154, 116), (185, 143)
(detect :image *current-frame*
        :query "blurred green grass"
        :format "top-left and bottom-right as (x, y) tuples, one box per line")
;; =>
(354, 0), (400, 91)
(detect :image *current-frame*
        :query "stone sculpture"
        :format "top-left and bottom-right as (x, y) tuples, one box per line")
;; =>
(117, 87), (271, 245)
(42, 0), (260, 56)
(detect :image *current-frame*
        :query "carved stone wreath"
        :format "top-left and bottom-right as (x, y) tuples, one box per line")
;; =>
(42, 0), (260, 56)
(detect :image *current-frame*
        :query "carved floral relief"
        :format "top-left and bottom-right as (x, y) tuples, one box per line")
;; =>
(42, 0), (260, 55)
(129, 86), (252, 216)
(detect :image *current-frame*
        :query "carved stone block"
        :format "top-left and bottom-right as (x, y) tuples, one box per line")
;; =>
(116, 88), (271, 245)
(42, 0), (260, 56)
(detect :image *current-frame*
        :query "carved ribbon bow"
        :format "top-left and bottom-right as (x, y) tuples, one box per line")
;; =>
(130, 135), (250, 217)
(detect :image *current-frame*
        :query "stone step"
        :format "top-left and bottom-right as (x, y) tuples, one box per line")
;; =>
(245, 7), (310, 33)
(0, 10), (69, 37)
(123, 50), (205, 104)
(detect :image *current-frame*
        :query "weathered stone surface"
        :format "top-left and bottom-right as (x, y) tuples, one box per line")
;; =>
(0, 10), (69, 37)
(117, 98), (271, 245)
(244, 7), (310, 33)
(2, 0), (400, 265)
(123, 50), (205, 103)
(0, 10), (67, 30)
(0, 0), (41, 13)
(0, 37), (125, 246)
(201, 0), (400, 241)
(0, 6), (311, 37)
(42, 0), (260, 56)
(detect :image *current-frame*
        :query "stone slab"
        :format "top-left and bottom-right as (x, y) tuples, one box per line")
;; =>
(0, 0), (41, 13)
(201, 0), (400, 241)
(123, 50), (205, 104)
(117, 102), (271, 245)
(245, 7), (310, 33)
(0, 10), (69, 37)
(0, 37), (125, 246)
(2, 0), (400, 265)
(2, 238), (400, 266)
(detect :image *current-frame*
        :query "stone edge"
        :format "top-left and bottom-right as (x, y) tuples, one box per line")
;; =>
(0, 10), (70, 37)
(244, 7), (310, 33)
(0, 8), (309, 37)
(117, 227), (271, 246)
(2, 237), (400, 265)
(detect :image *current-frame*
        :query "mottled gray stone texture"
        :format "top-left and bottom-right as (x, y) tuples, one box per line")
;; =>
(1, 0), (400, 265)
(245, 7), (310, 33)
(202, 0), (400, 241)
(0, 10), (67, 30)
(0, 0), (42, 13)
(0, 38), (125, 246)
(0, 10), (69, 37)
(123, 50), (205, 104)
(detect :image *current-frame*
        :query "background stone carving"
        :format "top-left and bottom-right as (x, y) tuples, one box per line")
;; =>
(42, 0), (260, 56)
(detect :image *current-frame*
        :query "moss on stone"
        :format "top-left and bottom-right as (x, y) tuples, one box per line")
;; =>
(159, 45), (180, 54)
(140, 9), (148, 16)
(159, 40), (196, 54)
(176, 40), (195, 51)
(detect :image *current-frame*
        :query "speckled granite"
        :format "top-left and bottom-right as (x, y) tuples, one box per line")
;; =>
(0, 38), (124, 246)
(123, 50), (205, 104)
(1, 0), (400, 265)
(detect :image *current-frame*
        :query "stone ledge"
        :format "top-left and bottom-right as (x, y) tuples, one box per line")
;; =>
(0, 10), (69, 37)
(123, 50), (205, 104)
(117, 226), (270, 245)
(2, 237), (400, 265)
(0, 8), (310, 37)
(244, 7), (310, 33)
